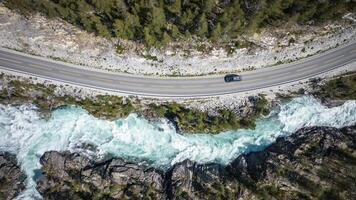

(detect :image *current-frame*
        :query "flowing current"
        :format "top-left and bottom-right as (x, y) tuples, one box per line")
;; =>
(0, 96), (355, 199)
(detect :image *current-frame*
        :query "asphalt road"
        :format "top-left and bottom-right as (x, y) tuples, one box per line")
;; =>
(0, 42), (355, 97)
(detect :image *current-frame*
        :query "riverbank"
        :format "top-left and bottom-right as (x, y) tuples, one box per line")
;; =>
(35, 125), (355, 200)
(0, 72), (355, 199)
(1, 68), (355, 134)
(3, 125), (355, 199)
(0, 73), (269, 133)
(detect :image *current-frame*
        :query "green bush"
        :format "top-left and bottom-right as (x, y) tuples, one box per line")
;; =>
(315, 73), (356, 100)
(148, 95), (268, 133)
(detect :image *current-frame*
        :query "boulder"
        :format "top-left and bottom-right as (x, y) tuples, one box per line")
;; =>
(0, 152), (26, 200)
(37, 151), (166, 199)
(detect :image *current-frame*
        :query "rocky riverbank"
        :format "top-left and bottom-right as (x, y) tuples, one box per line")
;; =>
(1, 70), (355, 134)
(35, 125), (356, 200)
(0, 73), (269, 133)
(0, 152), (26, 200)
(312, 72), (356, 107)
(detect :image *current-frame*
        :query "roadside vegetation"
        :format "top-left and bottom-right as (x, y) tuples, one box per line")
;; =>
(148, 95), (268, 133)
(0, 78), (136, 119)
(2, 72), (353, 134)
(0, 74), (268, 134)
(4, 0), (355, 47)
(314, 72), (356, 100)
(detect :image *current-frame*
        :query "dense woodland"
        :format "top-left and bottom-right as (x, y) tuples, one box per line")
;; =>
(4, 0), (355, 47)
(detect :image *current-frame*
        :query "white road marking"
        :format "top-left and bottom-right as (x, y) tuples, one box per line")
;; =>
(270, 71), (294, 79)
(323, 55), (345, 65)
(89, 76), (114, 83)
(58, 70), (83, 78)
(121, 81), (144, 87)
(0, 57), (22, 64)
(296, 64), (318, 72)
(28, 64), (49, 70)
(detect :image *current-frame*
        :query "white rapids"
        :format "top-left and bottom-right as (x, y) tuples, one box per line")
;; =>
(0, 96), (355, 199)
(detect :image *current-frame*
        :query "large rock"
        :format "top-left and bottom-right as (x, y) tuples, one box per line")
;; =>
(36, 152), (244, 200)
(0, 152), (26, 200)
(37, 151), (166, 200)
(168, 160), (243, 200)
(228, 125), (356, 200)
(36, 125), (356, 200)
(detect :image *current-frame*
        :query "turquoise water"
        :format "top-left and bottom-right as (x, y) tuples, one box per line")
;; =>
(0, 96), (355, 199)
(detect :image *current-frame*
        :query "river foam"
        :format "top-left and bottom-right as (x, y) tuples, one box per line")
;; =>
(0, 96), (355, 199)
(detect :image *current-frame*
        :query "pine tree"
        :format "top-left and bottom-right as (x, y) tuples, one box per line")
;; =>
(203, 0), (215, 13)
(113, 19), (126, 39)
(162, 32), (171, 46)
(79, 13), (94, 32)
(167, 0), (181, 16)
(4, 0), (355, 47)
(151, 6), (166, 35)
(96, 23), (111, 38)
(91, 15), (111, 38)
(143, 27), (155, 47)
(171, 24), (180, 39)
(181, 10), (194, 26)
(196, 14), (208, 37)
(124, 13), (141, 39)
(210, 23), (222, 39)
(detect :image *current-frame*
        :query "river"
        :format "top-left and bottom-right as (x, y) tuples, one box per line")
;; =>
(0, 96), (355, 199)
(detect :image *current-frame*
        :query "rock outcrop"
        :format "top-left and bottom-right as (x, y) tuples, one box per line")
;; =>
(167, 160), (244, 200)
(229, 125), (356, 200)
(0, 152), (26, 200)
(37, 152), (166, 199)
(36, 125), (356, 200)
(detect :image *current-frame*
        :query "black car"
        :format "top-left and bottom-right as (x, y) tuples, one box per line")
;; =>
(224, 74), (241, 82)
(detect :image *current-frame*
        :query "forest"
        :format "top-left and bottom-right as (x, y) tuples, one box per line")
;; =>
(4, 0), (355, 47)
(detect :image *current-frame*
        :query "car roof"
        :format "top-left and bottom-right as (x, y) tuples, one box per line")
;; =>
(226, 74), (239, 77)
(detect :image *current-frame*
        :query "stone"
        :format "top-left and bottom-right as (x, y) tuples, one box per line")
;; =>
(0, 152), (26, 200)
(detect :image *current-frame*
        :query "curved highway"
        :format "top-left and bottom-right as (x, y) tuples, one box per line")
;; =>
(0, 41), (355, 97)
